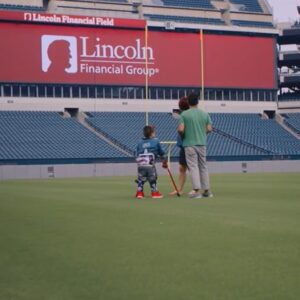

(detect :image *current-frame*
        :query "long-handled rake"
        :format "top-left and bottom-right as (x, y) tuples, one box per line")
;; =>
(160, 141), (181, 197)
(166, 166), (181, 197)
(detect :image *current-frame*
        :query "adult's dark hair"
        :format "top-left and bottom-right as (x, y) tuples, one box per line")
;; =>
(143, 125), (154, 138)
(187, 92), (199, 106)
(178, 96), (189, 111)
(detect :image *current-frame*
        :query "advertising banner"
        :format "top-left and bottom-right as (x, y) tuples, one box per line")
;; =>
(0, 19), (276, 89)
(204, 33), (276, 89)
(0, 10), (146, 28)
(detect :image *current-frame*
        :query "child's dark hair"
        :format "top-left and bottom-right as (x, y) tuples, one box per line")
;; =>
(187, 92), (199, 106)
(143, 125), (154, 138)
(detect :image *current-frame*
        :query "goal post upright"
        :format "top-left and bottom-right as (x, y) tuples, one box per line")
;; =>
(161, 141), (176, 166)
(145, 23), (149, 126)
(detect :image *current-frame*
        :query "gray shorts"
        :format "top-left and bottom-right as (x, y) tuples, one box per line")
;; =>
(137, 165), (157, 183)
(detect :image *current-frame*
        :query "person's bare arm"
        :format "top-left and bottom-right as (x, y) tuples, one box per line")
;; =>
(178, 123), (185, 136)
(207, 124), (213, 134)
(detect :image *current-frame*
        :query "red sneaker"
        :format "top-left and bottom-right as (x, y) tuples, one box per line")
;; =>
(151, 191), (163, 199)
(136, 191), (145, 199)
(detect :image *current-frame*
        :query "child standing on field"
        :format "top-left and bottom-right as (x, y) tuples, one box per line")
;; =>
(135, 125), (168, 199)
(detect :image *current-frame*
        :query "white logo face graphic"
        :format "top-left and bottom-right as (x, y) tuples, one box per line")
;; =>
(41, 35), (77, 73)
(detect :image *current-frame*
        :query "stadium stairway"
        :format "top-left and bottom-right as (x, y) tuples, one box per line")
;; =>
(213, 127), (273, 155)
(210, 113), (300, 157)
(1, 111), (299, 164)
(0, 111), (132, 164)
(276, 114), (300, 140)
(84, 112), (281, 160)
(75, 112), (135, 157)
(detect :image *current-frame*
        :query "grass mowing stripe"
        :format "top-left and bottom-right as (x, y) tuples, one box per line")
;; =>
(0, 173), (299, 300)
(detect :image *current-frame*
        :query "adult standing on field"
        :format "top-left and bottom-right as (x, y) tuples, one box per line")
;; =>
(169, 96), (190, 196)
(178, 92), (213, 198)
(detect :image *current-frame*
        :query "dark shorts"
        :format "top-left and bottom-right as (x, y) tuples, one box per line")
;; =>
(137, 165), (157, 182)
(179, 147), (187, 166)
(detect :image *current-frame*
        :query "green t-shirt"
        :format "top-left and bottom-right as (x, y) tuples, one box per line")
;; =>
(179, 108), (212, 147)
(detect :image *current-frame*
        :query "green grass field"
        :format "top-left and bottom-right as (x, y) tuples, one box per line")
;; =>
(0, 173), (300, 300)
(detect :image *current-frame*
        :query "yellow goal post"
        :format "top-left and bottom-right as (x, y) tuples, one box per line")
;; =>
(161, 141), (177, 166)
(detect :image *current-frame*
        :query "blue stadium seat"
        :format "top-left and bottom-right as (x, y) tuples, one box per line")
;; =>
(231, 20), (274, 28)
(0, 111), (129, 162)
(162, 0), (215, 10)
(278, 93), (300, 101)
(144, 14), (225, 25)
(230, 0), (263, 13)
(85, 112), (297, 160)
(210, 113), (300, 156)
(1, 111), (300, 163)
(0, 3), (45, 11)
(283, 114), (300, 135)
(98, 0), (128, 2)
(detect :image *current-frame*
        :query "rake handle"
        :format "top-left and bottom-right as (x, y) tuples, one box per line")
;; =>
(167, 167), (181, 197)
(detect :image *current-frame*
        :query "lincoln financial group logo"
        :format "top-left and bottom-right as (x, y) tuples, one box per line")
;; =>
(41, 35), (78, 73)
(41, 34), (159, 77)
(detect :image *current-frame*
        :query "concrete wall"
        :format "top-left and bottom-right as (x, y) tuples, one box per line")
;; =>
(0, 97), (278, 114)
(0, 0), (43, 6)
(1, 160), (300, 180)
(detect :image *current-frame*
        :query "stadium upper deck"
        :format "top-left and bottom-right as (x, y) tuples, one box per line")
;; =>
(1, 0), (274, 30)
(0, 0), (278, 103)
(276, 21), (300, 108)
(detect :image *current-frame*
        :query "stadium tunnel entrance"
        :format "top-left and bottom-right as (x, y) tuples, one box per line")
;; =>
(263, 110), (276, 119)
(64, 107), (79, 118)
